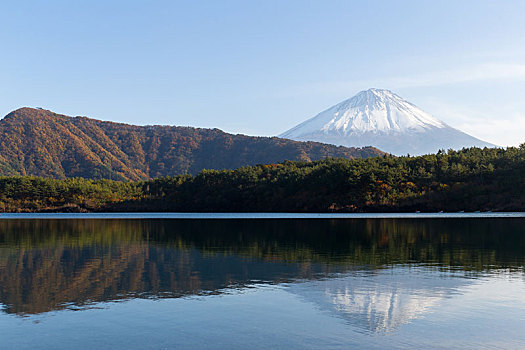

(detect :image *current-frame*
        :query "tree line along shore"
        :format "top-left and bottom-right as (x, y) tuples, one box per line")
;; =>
(0, 146), (524, 213)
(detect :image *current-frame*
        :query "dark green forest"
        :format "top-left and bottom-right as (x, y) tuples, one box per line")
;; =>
(1, 145), (524, 212)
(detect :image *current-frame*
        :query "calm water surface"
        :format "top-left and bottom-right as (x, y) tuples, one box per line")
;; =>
(0, 216), (524, 349)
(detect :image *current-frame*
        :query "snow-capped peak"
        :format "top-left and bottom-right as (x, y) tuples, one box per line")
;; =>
(281, 88), (446, 138)
(279, 88), (494, 155)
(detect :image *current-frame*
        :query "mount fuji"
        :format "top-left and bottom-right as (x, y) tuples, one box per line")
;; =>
(280, 88), (495, 155)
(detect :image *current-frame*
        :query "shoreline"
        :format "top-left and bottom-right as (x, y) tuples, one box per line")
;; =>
(0, 212), (524, 219)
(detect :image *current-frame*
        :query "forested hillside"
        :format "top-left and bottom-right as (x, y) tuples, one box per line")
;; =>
(0, 108), (382, 180)
(0, 146), (523, 212)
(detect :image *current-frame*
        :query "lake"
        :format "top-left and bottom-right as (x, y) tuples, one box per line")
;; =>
(0, 215), (524, 349)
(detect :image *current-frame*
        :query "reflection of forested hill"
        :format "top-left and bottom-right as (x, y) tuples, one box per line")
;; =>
(0, 219), (523, 315)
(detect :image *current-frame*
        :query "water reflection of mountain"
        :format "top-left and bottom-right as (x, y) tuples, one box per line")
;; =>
(0, 218), (523, 316)
(289, 269), (469, 333)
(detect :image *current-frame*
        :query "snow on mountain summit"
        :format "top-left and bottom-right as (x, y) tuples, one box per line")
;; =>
(280, 88), (494, 155)
(282, 88), (445, 137)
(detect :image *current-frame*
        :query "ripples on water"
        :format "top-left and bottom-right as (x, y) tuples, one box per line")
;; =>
(0, 217), (523, 349)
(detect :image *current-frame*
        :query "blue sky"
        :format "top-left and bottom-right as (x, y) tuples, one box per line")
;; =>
(1, 0), (525, 146)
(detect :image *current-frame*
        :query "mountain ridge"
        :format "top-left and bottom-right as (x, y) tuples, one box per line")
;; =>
(0, 107), (383, 180)
(280, 89), (495, 155)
